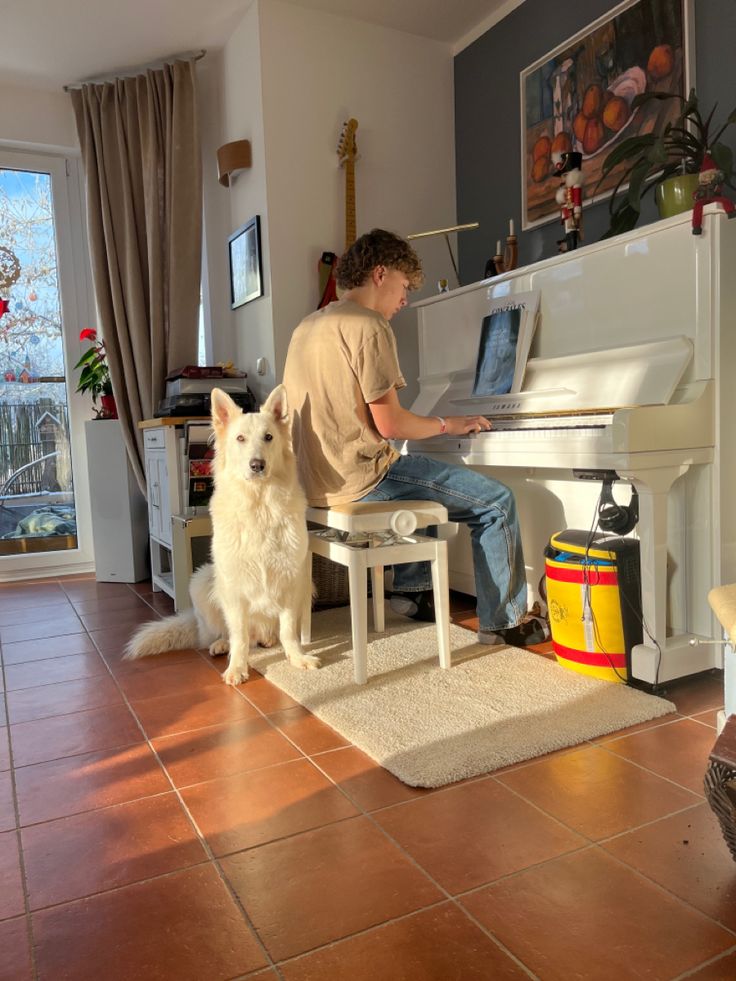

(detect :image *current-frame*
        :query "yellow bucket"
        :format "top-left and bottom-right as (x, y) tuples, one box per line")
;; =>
(544, 531), (642, 684)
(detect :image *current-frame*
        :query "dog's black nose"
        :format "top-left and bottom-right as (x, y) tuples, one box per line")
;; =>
(249, 458), (265, 473)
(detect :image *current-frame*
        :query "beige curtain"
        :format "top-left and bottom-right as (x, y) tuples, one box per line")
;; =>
(71, 59), (202, 492)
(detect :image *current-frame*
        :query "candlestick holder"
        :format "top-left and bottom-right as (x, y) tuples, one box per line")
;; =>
(503, 234), (518, 272)
(493, 234), (518, 274)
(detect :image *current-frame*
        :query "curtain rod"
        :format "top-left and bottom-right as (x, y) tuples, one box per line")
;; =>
(63, 49), (206, 92)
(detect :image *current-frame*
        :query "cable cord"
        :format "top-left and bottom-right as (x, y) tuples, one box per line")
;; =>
(580, 489), (643, 685)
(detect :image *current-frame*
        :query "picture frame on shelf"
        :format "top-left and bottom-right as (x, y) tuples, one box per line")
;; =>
(228, 215), (263, 308)
(520, 0), (693, 230)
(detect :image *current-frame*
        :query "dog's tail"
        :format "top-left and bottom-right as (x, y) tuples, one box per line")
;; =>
(124, 610), (200, 659)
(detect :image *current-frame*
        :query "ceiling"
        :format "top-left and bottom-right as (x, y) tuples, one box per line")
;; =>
(0, 0), (515, 92)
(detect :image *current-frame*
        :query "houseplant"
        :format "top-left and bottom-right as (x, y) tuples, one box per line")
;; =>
(598, 88), (736, 238)
(73, 327), (117, 418)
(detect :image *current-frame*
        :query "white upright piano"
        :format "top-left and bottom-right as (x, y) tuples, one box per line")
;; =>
(406, 205), (736, 685)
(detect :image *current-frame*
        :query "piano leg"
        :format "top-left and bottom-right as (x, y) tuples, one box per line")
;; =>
(620, 465), (721, 685)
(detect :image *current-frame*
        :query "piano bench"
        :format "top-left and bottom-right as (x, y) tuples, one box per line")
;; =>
(304, 501), (452, 684)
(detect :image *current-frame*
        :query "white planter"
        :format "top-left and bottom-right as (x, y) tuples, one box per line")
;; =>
(84, 419), (149, 582)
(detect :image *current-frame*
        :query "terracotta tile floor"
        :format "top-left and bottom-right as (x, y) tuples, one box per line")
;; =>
(1, 576), (735, 981)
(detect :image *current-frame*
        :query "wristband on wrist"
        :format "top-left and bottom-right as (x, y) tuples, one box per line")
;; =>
(436, 415), (447, 435)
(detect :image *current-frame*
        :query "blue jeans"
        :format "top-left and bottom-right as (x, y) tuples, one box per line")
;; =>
(359, 454), (527, 632)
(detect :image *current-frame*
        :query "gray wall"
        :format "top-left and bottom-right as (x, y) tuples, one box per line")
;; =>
(455, 0), (736, 283)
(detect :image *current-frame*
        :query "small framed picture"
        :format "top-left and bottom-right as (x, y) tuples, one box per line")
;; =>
(228, 215), (263, 308)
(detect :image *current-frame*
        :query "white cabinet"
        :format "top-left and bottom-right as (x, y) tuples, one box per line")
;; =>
(141, 419), (212, 609)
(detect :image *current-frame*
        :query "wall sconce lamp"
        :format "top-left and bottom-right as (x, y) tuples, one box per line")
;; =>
(217, 139), (252, 187)
(407, 222), (479, 288)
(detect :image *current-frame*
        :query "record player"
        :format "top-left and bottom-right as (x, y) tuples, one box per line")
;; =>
(155, 368), (256, 417)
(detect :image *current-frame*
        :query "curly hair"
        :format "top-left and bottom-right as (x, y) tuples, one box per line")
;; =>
(336, 228), (424, 291)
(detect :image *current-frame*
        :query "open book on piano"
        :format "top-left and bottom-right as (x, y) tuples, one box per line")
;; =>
(471, 289), (540, 397)
(404, 204), (736, 686)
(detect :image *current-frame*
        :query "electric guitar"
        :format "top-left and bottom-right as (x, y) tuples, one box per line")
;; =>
(317, 117), (359, 308)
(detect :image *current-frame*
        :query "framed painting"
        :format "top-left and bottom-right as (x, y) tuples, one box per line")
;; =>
(228, 215), (263, 308)
(520, 0), (693, 230)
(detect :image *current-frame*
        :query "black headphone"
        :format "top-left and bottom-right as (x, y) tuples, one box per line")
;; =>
(598, 478), (639, 535)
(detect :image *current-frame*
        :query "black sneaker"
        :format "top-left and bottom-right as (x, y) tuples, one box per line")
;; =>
(477, 614), (550, 647)
(390, 590), (436, 623)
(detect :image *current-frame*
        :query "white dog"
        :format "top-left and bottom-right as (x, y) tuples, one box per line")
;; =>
(124, 385), (318, 685)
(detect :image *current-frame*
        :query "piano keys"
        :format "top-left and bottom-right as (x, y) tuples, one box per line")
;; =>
(403, 204), (736, 685)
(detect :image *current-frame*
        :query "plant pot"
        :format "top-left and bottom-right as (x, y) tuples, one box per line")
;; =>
(99, 394), (118, 419)
(656, 173), (699, 219)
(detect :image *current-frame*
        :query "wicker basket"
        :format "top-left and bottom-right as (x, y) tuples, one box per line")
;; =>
(311, 553), (373, 609)
(705, 715), (736, 861)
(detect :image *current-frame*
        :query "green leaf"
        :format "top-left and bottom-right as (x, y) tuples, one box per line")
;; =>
(601, 202), (640, 239)
(645, 141), (669, 167)
(626, 164), (650, 211)
(604, 167), (632, 213)
(702, 102), (717, 137)
(712, 143), (734, 178)
(600, 134), (656, 176)
(73, 348), (98, 370)
(683, 88), (699, 115)
(711, 108), (736, 147)
(632, 91), (679, 110)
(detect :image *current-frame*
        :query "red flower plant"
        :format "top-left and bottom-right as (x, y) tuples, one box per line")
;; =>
(74, 328), (112, 402)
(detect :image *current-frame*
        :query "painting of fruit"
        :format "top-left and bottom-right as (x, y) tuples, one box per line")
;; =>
(521, 0), (688, 229)
(602, 95), (630, 132)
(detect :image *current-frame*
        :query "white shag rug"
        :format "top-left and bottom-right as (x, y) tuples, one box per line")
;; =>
(250, 606), (676, 788)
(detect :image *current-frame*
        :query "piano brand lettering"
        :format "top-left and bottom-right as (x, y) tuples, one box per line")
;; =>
(492, 302), (529, 312)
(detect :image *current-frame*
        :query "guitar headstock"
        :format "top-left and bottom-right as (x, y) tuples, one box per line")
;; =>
(337, 118), (359, 166)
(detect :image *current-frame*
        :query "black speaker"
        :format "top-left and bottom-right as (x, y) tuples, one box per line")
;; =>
(598, 478), (639, 535)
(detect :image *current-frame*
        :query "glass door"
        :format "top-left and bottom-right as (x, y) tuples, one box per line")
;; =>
(0, 149), (94, 575)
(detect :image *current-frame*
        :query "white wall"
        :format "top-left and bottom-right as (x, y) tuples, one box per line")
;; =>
(210, 1), (276, 400)
(214, 0), (457, 405)
(197, 49), (234, 367)
(0, 82), (77, 152)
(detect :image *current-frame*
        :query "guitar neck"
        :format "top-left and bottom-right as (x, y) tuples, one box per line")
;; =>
(344, 159), (356, 252)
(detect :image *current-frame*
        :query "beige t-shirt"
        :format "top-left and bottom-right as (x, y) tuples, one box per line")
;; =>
(283, 298), (405, 506)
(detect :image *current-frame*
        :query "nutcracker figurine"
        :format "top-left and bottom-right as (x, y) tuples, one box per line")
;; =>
(554, 151), (583, 252)
(691, 152), (735, 235)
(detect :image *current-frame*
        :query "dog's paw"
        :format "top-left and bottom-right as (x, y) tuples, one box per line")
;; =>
(209, 638), (229, 657)
(290, 652), (321, 670)
(222, 665), (249, 686)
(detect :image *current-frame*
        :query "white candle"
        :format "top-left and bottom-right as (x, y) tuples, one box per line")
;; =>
(509, 218), (515, 237)
(496, 240), (501, 254)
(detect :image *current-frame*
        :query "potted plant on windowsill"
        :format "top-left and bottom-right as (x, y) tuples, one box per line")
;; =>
(598, 88), (736, 238)
(74, 327), (117, 419)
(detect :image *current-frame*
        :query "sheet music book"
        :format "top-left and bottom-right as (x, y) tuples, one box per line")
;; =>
(471, 289), (541, 397)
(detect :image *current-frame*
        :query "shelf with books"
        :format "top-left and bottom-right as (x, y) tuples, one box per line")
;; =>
(184, 421), (214, 513)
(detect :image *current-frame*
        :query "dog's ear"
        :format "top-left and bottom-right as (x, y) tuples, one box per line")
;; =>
(211, 388), (241, 434)
(262, 384), (289, 424)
